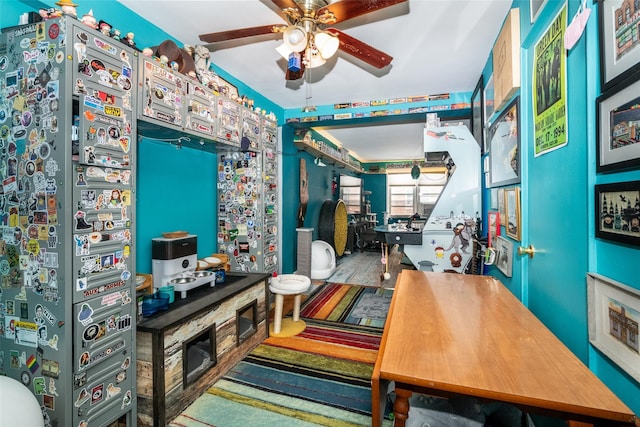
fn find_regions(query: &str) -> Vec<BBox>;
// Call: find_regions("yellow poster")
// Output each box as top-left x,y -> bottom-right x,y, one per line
533,6 -> 568,156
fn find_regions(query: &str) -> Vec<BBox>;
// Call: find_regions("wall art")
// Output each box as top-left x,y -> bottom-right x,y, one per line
530,0 -> 549,23
599,0 -> 640,91
488,211 -> 500,248
594,180 -> 640,246
495,235 -> 513,277
596,74 -> 640,173
471,75 -> 484,151
505,186 -> 521,241
493,8 -> 521,111
587,272 -> 640,383
489,96 -> 520,187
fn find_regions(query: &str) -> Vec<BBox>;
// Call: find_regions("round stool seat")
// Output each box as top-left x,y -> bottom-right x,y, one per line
269,274 -> 311,295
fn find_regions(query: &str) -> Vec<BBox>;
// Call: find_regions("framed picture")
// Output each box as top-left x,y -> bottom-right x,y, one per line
530,0 -> 549,23
489,96 -> 520,187
484,74 -> 495,125
487,211 -> 500,248
493,8 -> 520,111
471,75 -> 484,150
490,188 -> 499,210
495,235 -> 513,277
594,180 -> 640,246
217,75 -> 239,99
598,0 -> 640,91
505,187 -> 521,241
587,273 -> 640,383
497,187 -> 506,221
596,74 -> 640,173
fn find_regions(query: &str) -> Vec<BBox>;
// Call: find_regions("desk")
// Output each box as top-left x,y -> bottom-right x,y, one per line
372,271 -> 637,427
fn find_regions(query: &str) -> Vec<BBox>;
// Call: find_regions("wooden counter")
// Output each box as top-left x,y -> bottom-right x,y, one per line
372,271 -> 637,427
136,273 -> 269,426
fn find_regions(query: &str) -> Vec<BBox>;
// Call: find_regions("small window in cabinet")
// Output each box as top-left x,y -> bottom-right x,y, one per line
182,325 -> 217,387
236,299 -> 258,345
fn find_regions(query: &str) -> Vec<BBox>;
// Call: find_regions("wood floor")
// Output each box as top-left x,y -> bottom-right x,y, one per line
274,244 -> 414,317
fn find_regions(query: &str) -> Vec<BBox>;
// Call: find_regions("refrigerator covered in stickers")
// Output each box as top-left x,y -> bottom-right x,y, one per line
217,110 -> 278,274
0,17 -> 137,427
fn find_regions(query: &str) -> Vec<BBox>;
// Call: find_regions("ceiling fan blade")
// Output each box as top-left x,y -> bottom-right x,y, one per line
325,28 -> 392,69
270,0 -> 303,17
317,0 -> 407,25
199,24 -> 286,43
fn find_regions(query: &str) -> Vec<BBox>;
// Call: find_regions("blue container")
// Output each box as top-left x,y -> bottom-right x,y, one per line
215,268 -> 225,285
157,285 -> 175,303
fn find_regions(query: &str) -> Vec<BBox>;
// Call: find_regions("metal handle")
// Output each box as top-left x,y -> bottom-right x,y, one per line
517,245 -> 536,258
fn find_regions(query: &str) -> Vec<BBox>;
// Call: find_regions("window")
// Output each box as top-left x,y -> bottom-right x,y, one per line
339,175 -> 362,215
387,172 -> 447,218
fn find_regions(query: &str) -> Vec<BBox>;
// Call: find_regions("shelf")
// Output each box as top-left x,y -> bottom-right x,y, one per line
294,140 -> 363,174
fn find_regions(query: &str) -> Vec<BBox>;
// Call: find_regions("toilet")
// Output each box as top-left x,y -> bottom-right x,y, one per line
310,240 -> 336,280
268,274 -> 311,334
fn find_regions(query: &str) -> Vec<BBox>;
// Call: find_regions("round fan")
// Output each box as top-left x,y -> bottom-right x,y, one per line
199,0 -> 406,80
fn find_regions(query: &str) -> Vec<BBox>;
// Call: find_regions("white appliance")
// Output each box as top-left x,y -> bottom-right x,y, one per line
152,235 -> 214,298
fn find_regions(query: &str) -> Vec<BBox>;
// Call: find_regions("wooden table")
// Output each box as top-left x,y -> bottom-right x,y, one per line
371,271 -> 637,427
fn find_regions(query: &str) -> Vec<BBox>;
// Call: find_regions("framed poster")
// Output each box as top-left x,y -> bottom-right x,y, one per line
495,235 -> 513,277
471,75 -> 484,150
505,187 -> 521,241
484,74 -> 495,125
217,76 -> 239,99
487,211 -> 500,248
489,97 -> 520,187
599,0 -> 640,91
493,8 -> 521,111
594,180 -> 640,246
587,273 -> 640,383
596,74 -> 640,173
530,0 -> 549,23
533,5 -> 567,157
498,187 -> 506,222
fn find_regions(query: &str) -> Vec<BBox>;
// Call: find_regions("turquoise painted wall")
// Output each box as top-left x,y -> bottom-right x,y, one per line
4,0 -> 638,418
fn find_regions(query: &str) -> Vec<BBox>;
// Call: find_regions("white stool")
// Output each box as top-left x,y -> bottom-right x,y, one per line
269,274 -> 311,334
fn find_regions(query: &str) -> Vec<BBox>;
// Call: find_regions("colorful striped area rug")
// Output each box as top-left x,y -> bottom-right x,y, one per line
169,284 -> 393,427
300,283 -> 394,328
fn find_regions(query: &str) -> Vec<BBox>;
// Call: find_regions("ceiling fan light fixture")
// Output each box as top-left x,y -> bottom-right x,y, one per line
305,47 -> 326,69
283,25 -> 307,52
314,31 -> 339,59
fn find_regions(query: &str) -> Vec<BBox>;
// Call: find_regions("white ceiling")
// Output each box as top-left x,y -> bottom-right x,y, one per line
118,0 -> 512,162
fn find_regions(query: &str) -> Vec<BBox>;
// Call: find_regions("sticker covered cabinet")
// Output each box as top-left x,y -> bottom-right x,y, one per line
0,17 -> 137,427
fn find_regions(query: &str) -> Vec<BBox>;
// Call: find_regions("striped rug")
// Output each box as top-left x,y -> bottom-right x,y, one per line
300,283 -> 394,328
169,284 -> 393,427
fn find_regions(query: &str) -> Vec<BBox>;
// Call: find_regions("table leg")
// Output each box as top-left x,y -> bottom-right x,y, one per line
371,378 -> 389,427
393,388 -> 412,427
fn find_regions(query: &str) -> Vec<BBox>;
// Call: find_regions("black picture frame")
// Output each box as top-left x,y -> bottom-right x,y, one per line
596,72 -> 640,173
488,97 -> 520,187
471,75 -> 484,151
598,0 -> 640,91
595,180 -> 640,246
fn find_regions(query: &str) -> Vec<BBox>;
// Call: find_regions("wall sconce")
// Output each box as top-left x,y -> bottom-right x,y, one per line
314,157 -> 326,167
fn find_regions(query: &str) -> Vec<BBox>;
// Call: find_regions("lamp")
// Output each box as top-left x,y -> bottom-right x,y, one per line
276,23 -> 340,74
314,157 -> 326,167
283,25 -> 307,52
314,31 -> 339,59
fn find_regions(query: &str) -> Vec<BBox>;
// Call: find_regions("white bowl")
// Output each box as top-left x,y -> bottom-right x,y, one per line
204,256 -> 221,266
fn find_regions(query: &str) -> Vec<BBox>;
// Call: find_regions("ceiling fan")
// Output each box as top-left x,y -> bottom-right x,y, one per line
199,0 -> 407,80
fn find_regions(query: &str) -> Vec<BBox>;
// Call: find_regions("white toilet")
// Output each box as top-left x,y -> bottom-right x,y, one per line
311,240 -> 336,280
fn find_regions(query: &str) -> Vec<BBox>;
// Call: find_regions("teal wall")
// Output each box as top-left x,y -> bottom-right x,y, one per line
4,0 -> 638,418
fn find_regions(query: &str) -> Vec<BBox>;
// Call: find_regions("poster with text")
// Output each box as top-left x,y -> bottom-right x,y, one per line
533,6 -> 567,156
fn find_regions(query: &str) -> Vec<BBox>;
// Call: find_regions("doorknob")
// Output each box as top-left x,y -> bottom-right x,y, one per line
517,245 -> 536,258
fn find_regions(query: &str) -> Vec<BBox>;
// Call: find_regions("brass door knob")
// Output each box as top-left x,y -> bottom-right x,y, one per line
517,245 -> 536,258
